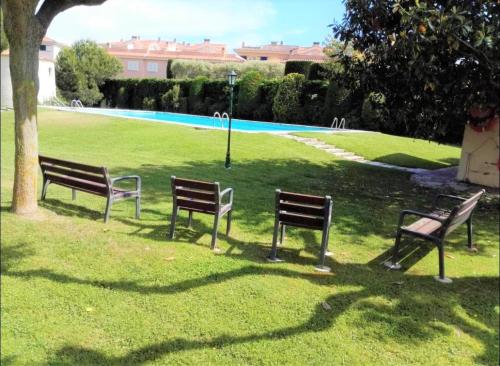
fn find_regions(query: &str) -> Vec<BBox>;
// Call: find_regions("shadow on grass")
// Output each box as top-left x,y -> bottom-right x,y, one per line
2,240 -> 498,365
5,158 -> 497,364
375,153 -> 452,170
35,270 -> 497,366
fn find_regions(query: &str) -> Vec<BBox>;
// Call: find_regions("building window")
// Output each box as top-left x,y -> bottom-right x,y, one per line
40,45 -> 47,51
147,62 -> 158,72
127,61 -> 139,71
260,56 -> 268,61
48,67 -> 52,76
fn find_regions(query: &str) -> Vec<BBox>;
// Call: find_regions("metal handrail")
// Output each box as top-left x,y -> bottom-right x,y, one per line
330,117 -> 346,129
71,99 -> 84,108
213,111 -> 229,128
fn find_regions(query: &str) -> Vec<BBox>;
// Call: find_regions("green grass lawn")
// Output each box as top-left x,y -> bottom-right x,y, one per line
1,109 -> 498,365
296,132 -> 461,169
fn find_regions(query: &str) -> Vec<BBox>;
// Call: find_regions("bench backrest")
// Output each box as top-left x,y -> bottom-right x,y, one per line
276,190 -> 332,230
39,155 -> 110,196
445,190 -> 485,235
171,176 -> 219,214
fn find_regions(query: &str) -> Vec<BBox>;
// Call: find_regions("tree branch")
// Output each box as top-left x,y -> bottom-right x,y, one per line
36,0 -> 108,31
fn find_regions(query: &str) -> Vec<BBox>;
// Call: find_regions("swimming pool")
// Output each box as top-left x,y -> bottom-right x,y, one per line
67,107 -> 334,133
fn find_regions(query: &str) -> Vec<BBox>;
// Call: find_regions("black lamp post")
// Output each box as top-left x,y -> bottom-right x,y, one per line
225,70 -> 237,169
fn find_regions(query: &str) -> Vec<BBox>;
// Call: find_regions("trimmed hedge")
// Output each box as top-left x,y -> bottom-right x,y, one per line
101,77 -> 331,126
284,61 -> 312,77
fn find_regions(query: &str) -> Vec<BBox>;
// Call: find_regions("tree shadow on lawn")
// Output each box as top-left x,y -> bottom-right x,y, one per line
374,153 -> 453,169
3,243 -> 498,365
38,271 -> 497,366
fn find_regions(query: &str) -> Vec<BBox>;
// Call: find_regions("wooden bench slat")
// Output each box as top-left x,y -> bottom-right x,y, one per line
41,165 -> 108,185
174,178 -> 217,192
279,202 -> 324,217
175,188 -> 216,202
279,212 -> 324,229
403,217 -> 442,235
39,155 -> 105,174
45,173 -> 108,196
176,198 -> 216,213
279,191 -> 326,206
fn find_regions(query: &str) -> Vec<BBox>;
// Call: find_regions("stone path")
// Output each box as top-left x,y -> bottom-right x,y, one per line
282,134 -> 428,174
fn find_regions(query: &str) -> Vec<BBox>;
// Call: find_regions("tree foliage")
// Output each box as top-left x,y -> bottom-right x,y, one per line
0,8 -> 8,52
170,59 -> 284,80
332,0 -> 499,141
272,73 -> 305,123
56,40 -> 122,105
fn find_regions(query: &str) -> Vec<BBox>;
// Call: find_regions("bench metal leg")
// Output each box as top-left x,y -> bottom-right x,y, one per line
434,242 -> 452,283
187,211 -> 193,228
466,218 -> 475,251
210,214 -> 220,250
104,196 -> 113,223
72,189 -> 76,200
135,195 -> 141,219
267,218 -> 283,262
315,226 -> 331,272
41,179 -> 50,200
226,210 -> 232,236
279,224 -> 285,246
384,230 -> 403,270
169,205 -> 179,239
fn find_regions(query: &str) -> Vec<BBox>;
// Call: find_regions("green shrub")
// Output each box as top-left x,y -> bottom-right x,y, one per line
361,92 -> 386,129
236,71 -> 263,118
253,79 -> 280,121
142,97 -> 156,111
166,59 -> 174,79
116,86 -> 129,108
307,63 -> 328,80
161,84 -> 181,111
284,61 -> 312,77
273,73 -> 305,123
170,59 -> 284,80
171,60 -> 212,79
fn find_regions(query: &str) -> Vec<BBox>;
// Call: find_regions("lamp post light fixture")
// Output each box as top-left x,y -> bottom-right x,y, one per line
225,70 -> 237,169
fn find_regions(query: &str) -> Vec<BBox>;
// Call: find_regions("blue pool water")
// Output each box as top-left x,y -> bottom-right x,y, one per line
73,108 -> 332,133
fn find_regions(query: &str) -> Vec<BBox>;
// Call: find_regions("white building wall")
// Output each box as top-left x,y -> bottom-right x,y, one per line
0,56 -> 56,108
38,59 -> 57,103
1,55 -> 13,108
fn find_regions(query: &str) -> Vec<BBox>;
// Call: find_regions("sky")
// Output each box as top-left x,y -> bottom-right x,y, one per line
45,0 -> 345,52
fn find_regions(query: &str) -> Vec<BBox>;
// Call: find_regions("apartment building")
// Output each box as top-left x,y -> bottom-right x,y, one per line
102,36 -> 244,78
234,41 -> 328,63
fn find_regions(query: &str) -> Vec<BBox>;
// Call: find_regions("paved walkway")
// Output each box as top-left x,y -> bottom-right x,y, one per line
282,134 -> 428,174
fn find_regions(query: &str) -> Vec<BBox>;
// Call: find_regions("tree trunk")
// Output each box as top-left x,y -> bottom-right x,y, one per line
2,0 -> 108,215
3,1 -> 43,215
10,39 -> 40,214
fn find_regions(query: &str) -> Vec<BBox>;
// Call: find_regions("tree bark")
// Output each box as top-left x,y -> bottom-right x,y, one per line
2,0 -> 108,215
3,1 -> 42,215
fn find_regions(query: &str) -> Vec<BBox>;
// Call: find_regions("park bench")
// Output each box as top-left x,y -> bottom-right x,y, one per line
267,189 -> 333,272
39,155 -> 141,223
384,189 -> 486,283
169,176 -> 233,250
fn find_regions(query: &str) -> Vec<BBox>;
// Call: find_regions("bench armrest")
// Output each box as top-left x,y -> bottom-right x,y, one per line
398,209 -> 446,228
432,194 -> 466,210
219,188 -> 233,206
111,175 -> 141,191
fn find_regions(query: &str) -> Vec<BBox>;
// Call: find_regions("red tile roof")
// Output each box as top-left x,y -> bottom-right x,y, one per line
103,38 -> 241,63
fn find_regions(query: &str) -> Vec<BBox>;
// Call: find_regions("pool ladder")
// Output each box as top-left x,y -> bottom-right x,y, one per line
71,99 -> 84,108
213,111 -> 229,128
330,117 -> 346,129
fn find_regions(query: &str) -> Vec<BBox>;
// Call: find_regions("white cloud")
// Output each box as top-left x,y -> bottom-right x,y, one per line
47,0 -> 276,49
